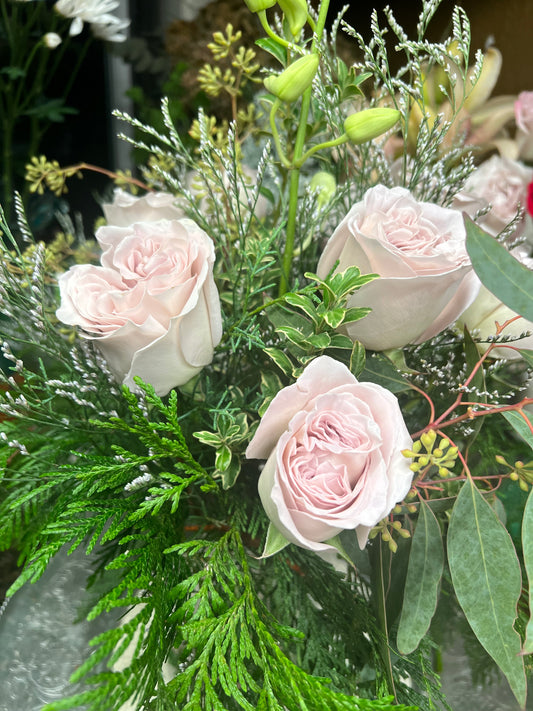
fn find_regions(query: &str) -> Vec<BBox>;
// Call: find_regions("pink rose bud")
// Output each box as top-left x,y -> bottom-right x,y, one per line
246,356 -> 414,553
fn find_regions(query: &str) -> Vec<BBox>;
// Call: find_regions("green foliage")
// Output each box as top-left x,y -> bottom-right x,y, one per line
448,479 -> 526,707
397,501 -> 444,655
465,216 -> 533,322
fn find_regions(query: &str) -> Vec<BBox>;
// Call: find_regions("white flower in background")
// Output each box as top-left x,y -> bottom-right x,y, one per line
43,32 -> 62,49
90,16 -> 129,42
54,0 -> 129,41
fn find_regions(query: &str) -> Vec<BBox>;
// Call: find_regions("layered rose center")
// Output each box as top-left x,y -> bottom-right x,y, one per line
280,395 -> 382,516
115,235 -> 193,289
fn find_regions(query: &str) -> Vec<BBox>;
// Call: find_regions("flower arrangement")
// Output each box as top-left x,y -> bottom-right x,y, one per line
1,0 -> 533,709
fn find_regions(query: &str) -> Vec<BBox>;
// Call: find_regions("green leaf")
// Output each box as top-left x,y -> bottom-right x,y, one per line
518,349 -> 533,368
360,354 -> 411,392
350,341 -> 366,377
522,488 -> 533,653
465,215 -> 533,322
221,454 -> 241,489
448,479 -> 526,707
283,292 -> 319,323
255,37 -> 287,65
502,410 -> 533,452
323,307 -> 345,329
397,500 -> 443,654
264,347 -> 294,376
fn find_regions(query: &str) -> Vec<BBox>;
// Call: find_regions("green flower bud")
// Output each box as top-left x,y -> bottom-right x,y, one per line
264,53 -> 319,103
309,171 -> 336,208
277,0 -> 308,36
420,429 -> 437,452
343,108 -> 401,145
243,0 -> 276,11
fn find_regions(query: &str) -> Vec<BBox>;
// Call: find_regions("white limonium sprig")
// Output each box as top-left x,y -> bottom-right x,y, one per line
54,0 -> 129,40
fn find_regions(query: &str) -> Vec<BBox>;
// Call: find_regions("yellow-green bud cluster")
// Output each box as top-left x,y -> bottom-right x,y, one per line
402,430 -> 458,477
495,454 -> 533,491
369,517 -> 411,553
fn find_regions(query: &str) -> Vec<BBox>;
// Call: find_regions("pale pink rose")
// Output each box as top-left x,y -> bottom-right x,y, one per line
515,92 -> 533,161
457,246 -> 533,359
246,356 -> 414,552
460,156 -> 533,237
515,92 -> 533,134
102,189 -> 183,227
316,185 -> 479,351
57,219 -> 222,396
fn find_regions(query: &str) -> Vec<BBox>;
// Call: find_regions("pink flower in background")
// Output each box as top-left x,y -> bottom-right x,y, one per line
515,91 -> 533,134
460,156 -> 533,237
316,185 -> 479,350
57,217 -> 222,395
246,356 -> 414,552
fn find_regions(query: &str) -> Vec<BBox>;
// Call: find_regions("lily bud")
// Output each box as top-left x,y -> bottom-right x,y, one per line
277,0 -> 308,36
243,0 -> 276,11
309,171 -> 336,208
264,53 -> 318,103
344,108 -> 401,145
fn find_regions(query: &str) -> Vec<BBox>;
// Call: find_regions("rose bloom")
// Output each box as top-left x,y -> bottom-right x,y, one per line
246,356 -> 414,552
458,246 -> 533,359
57,218 -> 222,395
515,91 -> 533,134
317,185 -> 479,351
103,189 -> 183,227
459,156 -> 533,238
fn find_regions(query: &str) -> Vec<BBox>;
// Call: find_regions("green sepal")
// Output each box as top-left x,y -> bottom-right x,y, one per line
261,522 -> 291,557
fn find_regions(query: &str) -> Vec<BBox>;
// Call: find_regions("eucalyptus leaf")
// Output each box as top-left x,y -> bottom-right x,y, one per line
502,410 -> 533,452
521,488 -> 533,653
397,500 -> 443,655
518,349 -> 533,368
448,479 -> 526,707
465,215 -> 533,322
